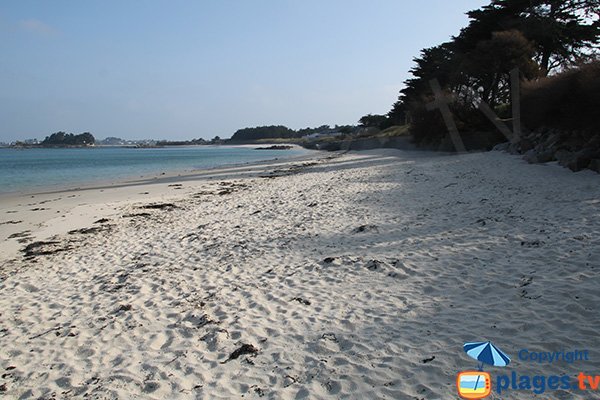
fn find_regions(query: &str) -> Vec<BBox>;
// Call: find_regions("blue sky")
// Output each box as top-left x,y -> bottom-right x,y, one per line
0,0 -> 488,141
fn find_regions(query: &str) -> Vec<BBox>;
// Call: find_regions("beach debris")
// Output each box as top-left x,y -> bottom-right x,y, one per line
291,297 -> 311,306
140,203 -> 178,210
168,184 -> 183,187
29,325 -> 61,340
283,375 -> 299,388
115,304 -> 133,313
251,386 -> 266,397
520,290 -> 542,300
0,220 -> 22,225
181,232 -> 201,242
520,240 -> 544,247
221,344 -> 259,363
22,241 -> 70,259
365,259 -> 385,271
94,218 -> 110,224
421,356 -> 436,364
321,333 -> 338,342
68,226 -> 109,235
322,257 -> 337,264
183,314 -> 216,328
519,276 -> 533,287
353,224 -> 378,234
7,231 -> 31,239
123,212 -> 151,218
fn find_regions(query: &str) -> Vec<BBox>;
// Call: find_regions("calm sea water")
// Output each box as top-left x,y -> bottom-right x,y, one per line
0,146 -> 310,194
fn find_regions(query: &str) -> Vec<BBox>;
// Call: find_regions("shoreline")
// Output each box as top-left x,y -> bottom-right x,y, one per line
0,144 -> 317,198
0,149 -> 332,262
1,149 -> 599,399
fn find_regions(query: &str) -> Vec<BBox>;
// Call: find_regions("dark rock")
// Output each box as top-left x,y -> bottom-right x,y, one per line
507,142 -> 521,154
588,159 -> 600,173
519,138 -> 535,152
555,150 -> 576,167
255,145 -> 293,150
492,142 -> 510,152
523,149 -> 554,164
523,149 -> 537,163
566,149 -> 599,172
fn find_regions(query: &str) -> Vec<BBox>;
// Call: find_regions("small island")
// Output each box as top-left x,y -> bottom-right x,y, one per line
11,131 -> 95,148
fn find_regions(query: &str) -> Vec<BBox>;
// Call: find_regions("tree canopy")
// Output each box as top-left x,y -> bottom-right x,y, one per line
386,0 -> 600,145
230,126 -> 298,142
42,132 -> 95,146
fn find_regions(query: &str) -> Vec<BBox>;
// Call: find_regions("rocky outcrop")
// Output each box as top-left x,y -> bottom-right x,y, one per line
494,127 -> 600,173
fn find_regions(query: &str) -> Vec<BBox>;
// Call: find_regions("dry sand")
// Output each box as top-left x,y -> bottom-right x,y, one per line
0,149 -> 599,399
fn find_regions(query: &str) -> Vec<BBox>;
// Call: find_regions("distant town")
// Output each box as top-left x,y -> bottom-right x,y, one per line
0,123 -> 388,149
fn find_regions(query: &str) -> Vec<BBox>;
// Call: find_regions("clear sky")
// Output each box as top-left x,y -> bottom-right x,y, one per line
0,0 -> 489,141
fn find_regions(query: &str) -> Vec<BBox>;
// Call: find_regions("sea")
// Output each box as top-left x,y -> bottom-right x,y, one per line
0,145 -> 311,194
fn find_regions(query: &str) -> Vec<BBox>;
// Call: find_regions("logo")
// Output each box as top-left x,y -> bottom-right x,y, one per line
457,371 -> 491,399
457,341 -> 510,399
457,341 -> 596,396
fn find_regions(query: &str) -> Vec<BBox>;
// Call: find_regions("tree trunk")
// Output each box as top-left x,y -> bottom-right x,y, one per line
540,51 -> 551,76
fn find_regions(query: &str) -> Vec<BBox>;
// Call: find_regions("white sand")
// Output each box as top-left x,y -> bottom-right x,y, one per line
0,149 -> 599,399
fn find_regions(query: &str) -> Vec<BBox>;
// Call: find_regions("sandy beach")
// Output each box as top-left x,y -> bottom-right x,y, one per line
1,149 -> 599,399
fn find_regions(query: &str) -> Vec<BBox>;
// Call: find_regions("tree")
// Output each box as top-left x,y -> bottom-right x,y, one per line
230,125 -> 297,141
460,30 -> 540,106
387,100 -> 407,125
456,0 -> 600,75
42,131 -> 95,146
358,114 -> 389,128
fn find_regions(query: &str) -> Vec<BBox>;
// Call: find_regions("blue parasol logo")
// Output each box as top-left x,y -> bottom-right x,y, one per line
464,341 -> 511,371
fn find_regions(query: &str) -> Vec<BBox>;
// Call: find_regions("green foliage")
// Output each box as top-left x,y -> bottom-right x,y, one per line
155,138 -> 208,146
460,30 -> 540,106
457,0 -> 600,75
522,60 -> 600,131
42,131 -> 95,146
230,124 -> 357,142
384,0 -> 600,148
230,125 -> 298,142
378,125 -> 411,137
358,114 -> 392,130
